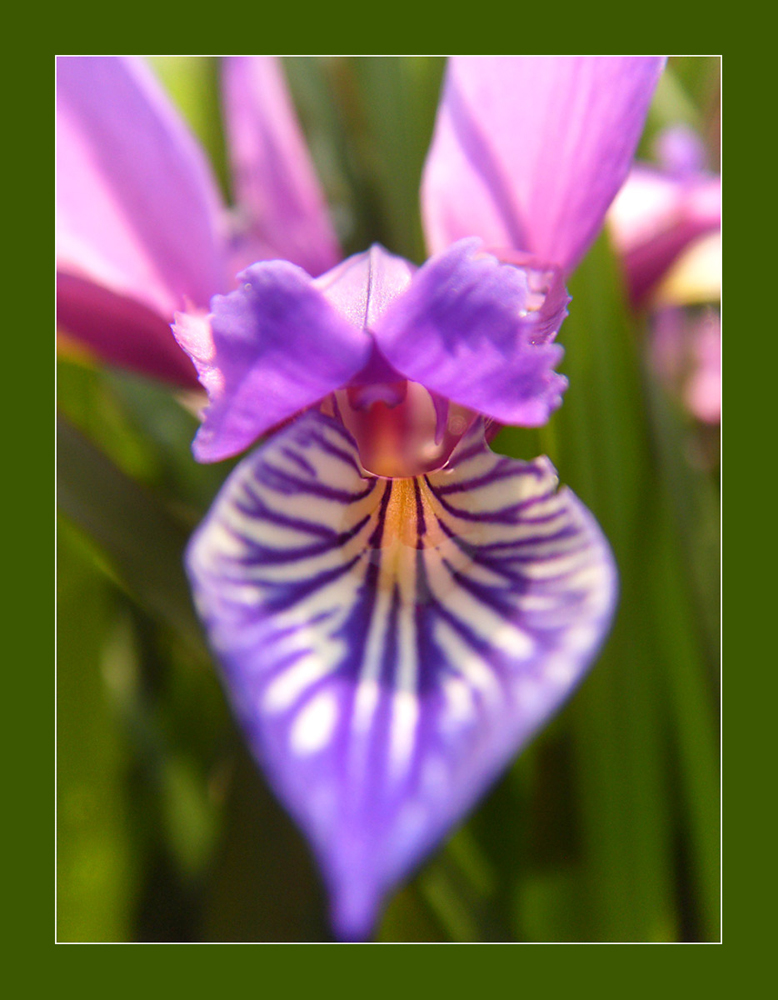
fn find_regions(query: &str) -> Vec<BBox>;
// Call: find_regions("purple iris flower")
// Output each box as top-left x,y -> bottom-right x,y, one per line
57,56 -> 664,940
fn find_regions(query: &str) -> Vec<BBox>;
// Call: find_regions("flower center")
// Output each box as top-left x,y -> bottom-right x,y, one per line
328,381 -> 477,479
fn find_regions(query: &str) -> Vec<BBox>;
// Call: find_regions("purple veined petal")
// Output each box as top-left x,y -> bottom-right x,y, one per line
57,56 -> 227,323
421,56 -> 665,273
222,57 -> 341,278
373,239 -> 569,427
186,409 -> 617,940
180,261 -> 374,462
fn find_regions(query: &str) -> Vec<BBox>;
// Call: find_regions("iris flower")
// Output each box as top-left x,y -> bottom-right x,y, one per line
57,55 -> 664,940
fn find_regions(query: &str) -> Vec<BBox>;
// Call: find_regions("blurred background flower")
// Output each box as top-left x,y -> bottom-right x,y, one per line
609,120 -> 721,436
57,56 -> 721,942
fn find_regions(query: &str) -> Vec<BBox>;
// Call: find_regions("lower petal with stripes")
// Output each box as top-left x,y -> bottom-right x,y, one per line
186,409 -> 617,939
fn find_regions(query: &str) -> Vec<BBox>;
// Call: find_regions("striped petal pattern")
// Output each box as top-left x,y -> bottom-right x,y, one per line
186,410 -> 616,939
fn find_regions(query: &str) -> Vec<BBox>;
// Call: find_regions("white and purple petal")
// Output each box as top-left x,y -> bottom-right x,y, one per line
421,56 -> 665,273
221,57 -> 341,278
186,410 -> 617,940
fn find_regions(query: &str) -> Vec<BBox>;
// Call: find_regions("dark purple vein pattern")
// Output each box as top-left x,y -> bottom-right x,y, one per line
186,409 -> 617,939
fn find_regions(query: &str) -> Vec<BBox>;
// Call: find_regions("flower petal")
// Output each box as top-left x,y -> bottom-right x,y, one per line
186,410 -> 617,940
313,244 -> 416,331
222,57 -> 341,278
421,56 -> 665,273
374,239 -> 569,427
58,273 -> 200,387
57,56 -> 227,321
182,262 -> 373,462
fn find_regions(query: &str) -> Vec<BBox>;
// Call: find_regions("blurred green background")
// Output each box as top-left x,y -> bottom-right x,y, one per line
57,56 -> 721,942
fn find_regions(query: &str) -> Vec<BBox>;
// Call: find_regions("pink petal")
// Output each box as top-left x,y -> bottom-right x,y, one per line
56,56 -> 227,315
221,57 -> 341,278
421,56 -> 665,273
56,56 -> 228,360
58,273 -> 200,387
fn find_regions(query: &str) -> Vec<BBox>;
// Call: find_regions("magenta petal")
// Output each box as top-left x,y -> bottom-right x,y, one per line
183,261 -> 373,462
373,239 -> 568,427
421,56 -> 665,273
222,57 -> 341,278
57,57 -> 227,322
186,410 -> 617,940
58,273 -> 199,387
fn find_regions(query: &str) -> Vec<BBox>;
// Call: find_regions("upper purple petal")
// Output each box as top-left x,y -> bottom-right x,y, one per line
186,409 -> 617,940
373,239 -> 569,427
57,56 -> 227,321
181,261 -> 374,462
222,57 -> 341,278
421,56 -> 665,273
